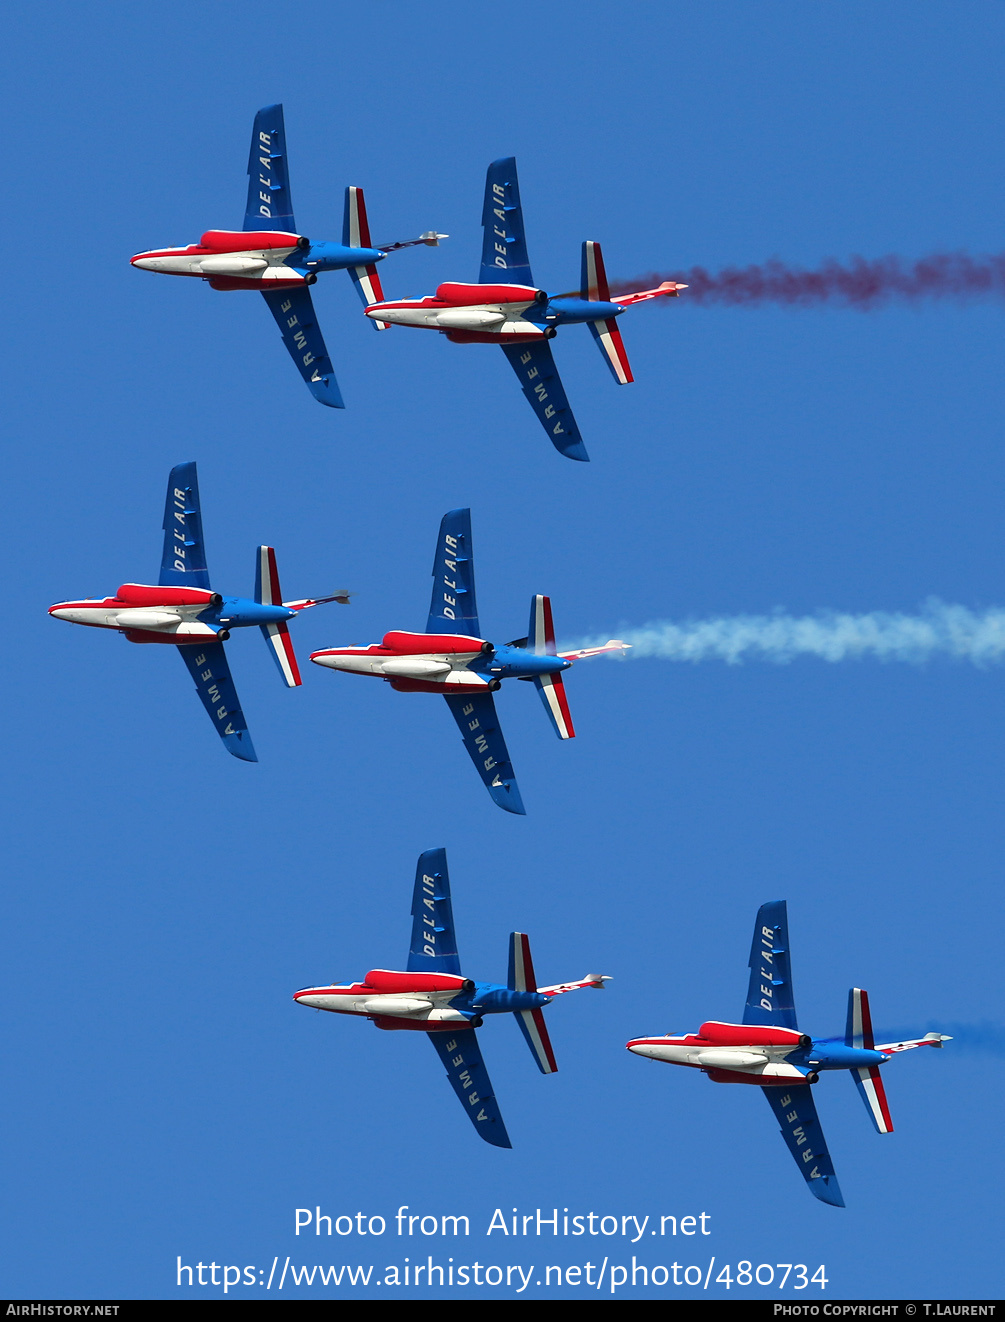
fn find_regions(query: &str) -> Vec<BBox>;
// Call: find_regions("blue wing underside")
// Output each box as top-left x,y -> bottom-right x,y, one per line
742,902 -> 843,1206
159,462 -> 210,590
444,692 -> 524,815
743,900 -> 798,1030
242,106 -> 343,408
245,105 -> 296,232
426,511 -> 523,811
500,341 -> 588,462
427,509 -> 480,635
407,848 -> 461,975
158,463 -> 255,762
403,849 -> 511,1146
427,1028 -> 512,1149
261,287 -> 344,409
760,1085 -> 844,1207
479,158 -> 587,460
177,642 -> 257,763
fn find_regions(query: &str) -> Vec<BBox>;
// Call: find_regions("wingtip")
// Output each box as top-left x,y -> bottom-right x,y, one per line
811,1179 -> 846,1208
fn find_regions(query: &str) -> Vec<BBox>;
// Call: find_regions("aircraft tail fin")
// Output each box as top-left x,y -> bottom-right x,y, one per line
254,546 -> 302,687
343,186 -> 389,326
508,932 -> 558,1074
528,594 -> 575,739
582,241 -> 634,384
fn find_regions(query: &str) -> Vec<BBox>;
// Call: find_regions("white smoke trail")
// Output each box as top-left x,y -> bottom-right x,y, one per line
568,600 -> 1005,667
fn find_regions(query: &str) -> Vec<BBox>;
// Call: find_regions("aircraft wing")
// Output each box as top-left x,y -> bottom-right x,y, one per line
427,1028 -> 512,1148
761,1085 -> 845,1207
177,640 -> 257,762
407,848 -> 462,975
480,157 -> 533,286
743,900 -> 798,1030
245,104 -> 296,232
427,508 -> 480,635
500,342 -> 589,462
261,287 -> 344,409
443,692 -> 525,815
160,462 -> 210,589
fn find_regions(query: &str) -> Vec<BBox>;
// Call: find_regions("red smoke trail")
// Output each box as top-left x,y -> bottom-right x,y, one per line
611,252 -> 1005,308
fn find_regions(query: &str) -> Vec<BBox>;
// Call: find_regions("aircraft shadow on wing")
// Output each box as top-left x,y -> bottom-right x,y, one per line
294,847 -> 610,1147
310,507 -> 628,813
131,104 -> 447,408
364,157 -> 685,460
49,462 -> 348,761
627,901 -> 950,1206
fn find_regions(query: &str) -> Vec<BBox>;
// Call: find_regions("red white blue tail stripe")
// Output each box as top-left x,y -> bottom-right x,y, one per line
509,932 -> 559,1074
583,240 -> 634,384
255,546 -> 302,687
344,186 -> 388,326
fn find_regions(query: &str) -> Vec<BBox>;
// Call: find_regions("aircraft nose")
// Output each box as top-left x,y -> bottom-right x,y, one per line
131,254 -> 157,269
49,605 -> 71,620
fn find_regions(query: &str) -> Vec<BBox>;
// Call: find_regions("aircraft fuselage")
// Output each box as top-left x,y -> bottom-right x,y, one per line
310,630 -> 571,692
366,281 -> 625,343
131,229 -> 384,290
627,1021 -> 890,1086
49,583 -> 293,645
295,970 -> 547,1031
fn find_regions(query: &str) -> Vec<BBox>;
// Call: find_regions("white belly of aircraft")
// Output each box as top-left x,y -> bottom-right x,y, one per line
298,990 -> 470,1023
50,604 -> 219,638
133,247 -> 299,280
367,303 -> 545,336
313,651 -> 488,684
630,1041 -> 806,1078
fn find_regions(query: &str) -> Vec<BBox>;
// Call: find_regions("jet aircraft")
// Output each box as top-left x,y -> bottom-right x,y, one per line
627,901 -> 949,1206
49,462 -> 347,762
131,104 -> 446,407
310,508 -> 627,813
294,847 -> 609,1147
363,157 -> 685,460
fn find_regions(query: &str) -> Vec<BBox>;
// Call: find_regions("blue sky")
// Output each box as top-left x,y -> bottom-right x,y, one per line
4,2 -> 1003,1301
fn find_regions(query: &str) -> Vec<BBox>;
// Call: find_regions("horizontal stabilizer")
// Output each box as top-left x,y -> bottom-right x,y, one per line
509,933 -> 557,1074
344,187 -> 389,326
515,1007 -> 558,1075
582,243 -> 634,383
845,987 -> 876,1051
255,547 -> 301,686
589,318 -> 634,384
261,622 -> 301,687
852,1065 -> 894,1135
535,672 -> 574,740
528,594 -> 557,655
